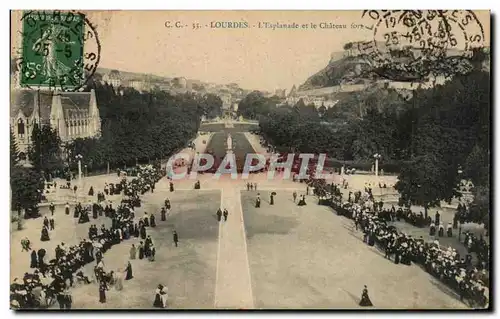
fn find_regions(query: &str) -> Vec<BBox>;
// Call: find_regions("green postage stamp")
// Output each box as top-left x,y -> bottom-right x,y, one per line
19,11 -> 100,91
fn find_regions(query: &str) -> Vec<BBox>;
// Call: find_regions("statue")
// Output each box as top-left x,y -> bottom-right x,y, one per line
227,134 -> 233,150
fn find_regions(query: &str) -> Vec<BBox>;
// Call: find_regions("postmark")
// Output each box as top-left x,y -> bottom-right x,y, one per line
17,10 -> 101,91
357,10 -> 486,81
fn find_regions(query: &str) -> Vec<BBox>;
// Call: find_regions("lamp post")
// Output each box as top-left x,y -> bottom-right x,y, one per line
76,154 -> 83,189
373,153 -> 382,177
457,167 -> 463,240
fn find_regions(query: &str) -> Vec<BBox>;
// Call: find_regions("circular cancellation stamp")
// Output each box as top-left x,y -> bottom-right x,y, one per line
17,10 -> 101,92
357,10 -> 485,81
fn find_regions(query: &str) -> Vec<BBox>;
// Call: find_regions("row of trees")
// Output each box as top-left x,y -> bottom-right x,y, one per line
65,82 -> 222,174
258,69 -> 490,222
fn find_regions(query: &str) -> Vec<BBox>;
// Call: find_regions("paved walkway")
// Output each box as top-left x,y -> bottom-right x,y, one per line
214,181 -> 254,309
243,132 -> 267,156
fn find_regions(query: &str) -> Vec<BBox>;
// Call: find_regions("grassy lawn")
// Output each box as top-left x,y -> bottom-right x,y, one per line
11,189 -> 221,309
241,190 -> 467,309
205,132 -> 257,172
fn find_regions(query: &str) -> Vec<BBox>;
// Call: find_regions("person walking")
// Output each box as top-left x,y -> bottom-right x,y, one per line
223,209 -> 228,221
292,191 -> 297,203
173,230 -> 179,247
216,208 -> 222,222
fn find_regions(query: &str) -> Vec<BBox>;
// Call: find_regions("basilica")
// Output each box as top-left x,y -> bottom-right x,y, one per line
10,89 -> 101,160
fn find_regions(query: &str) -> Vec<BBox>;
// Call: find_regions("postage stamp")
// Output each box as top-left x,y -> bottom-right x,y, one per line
18,10 -> 100,91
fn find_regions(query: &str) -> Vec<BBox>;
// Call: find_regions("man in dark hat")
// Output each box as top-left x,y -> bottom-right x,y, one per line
223,209 -> 228,221
49,202 -> 55,216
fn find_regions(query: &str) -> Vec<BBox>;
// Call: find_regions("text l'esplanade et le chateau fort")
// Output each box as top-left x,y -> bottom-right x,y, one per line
165,20 -> 366,30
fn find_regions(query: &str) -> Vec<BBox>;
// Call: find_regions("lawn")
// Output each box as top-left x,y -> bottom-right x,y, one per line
240,190 -> 467,309
205,132 -> 257,173
11,189 -> 221,309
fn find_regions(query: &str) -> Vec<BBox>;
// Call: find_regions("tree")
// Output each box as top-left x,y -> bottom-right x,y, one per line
237,91 -> 278,120
28,123 -> 64,178
202,93 -> 223,118
10,126 -> 19,169
294,99 -> 319,120
464,145 -> 490,188
11,167 -> 44,220
395,155 -> 461,218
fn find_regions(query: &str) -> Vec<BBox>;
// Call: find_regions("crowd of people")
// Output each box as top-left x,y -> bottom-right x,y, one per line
329,194 -> 489,308
10,165 -> 174,310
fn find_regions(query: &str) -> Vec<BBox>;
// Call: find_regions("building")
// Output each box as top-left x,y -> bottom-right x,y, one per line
172,77 -> 188,89
128,79 -> 150,92
102,70 -> 122,87
10,89 -> 101,160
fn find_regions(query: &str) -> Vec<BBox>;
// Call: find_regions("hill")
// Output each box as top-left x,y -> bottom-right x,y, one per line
298,53 -> 375,91
96,68 -> 171,83
299,44 -> 490,91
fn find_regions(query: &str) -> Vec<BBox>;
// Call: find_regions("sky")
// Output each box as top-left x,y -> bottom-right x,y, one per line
11,10 -> 490,92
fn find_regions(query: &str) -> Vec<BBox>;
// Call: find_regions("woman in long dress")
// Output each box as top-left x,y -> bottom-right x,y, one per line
134,224 -> 140,237
115,270 -> 124,291
40,226 -> 50,241
99,281 -> 108,303
30,250 -> 38,268
153,285 -> 168,308
129,244 -> 137,260
138,242 -> 145,260
125,261 -> 133,280
150,214 -> 156,227
359,285 -> 373,306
